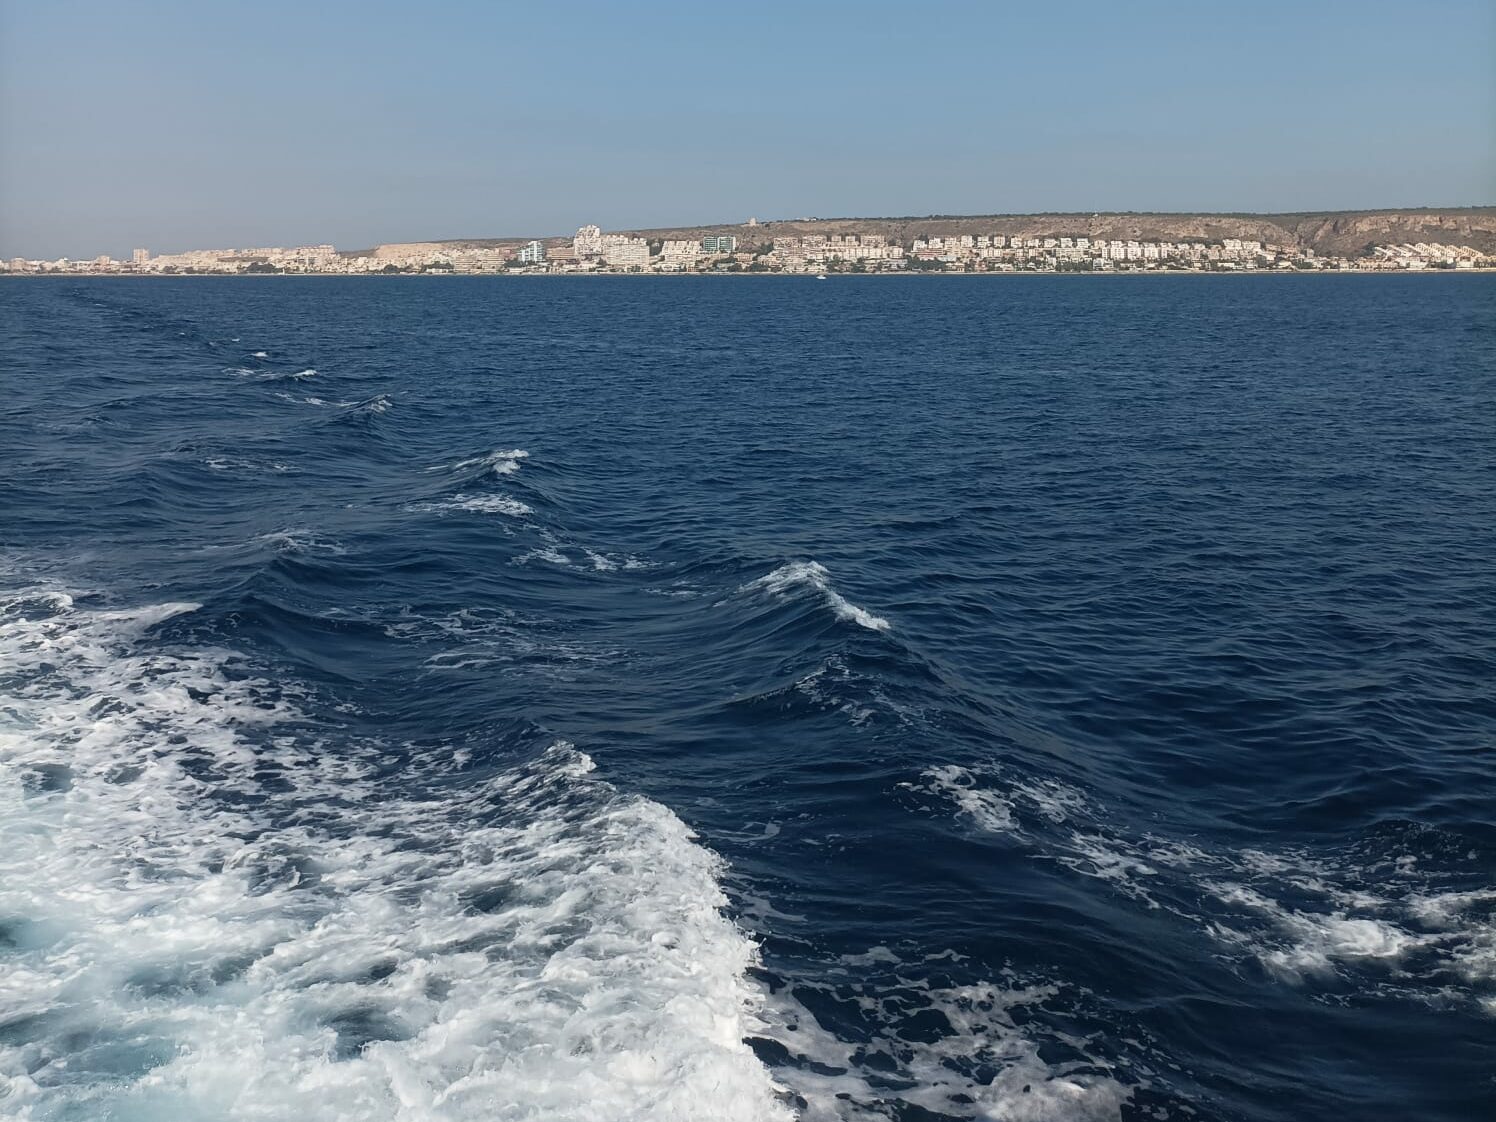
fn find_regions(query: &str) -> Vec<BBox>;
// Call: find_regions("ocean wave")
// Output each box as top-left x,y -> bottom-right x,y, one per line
516,544 -> 572,567
204,454 -> 295,473
921,764 -> 1495,1011
742,561 -> 891,632
0,586 -> 791,1121
514,532 -> 574,567
444,449 -> 530,476
272,391 -> 338,407
383,605 -> 615,675
236,367 -> 316,382
406,493 -> 533,518
582,548 -> 650,573
251,529 -> 349,555
344,393 -> 392,414
917,764 -> 1089,838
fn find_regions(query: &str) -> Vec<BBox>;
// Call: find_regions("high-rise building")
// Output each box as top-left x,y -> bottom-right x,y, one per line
519,240 -> 545,264
601,235 -> 649,269
573,224 -> 603,259
701,235 -> 737,254
132,248 -> 149,266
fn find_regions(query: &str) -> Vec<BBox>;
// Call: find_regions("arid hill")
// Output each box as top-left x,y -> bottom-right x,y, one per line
381,207 -> 1496,258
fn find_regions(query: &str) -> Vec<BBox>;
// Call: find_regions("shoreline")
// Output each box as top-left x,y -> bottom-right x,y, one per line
4,268 -> 1494,280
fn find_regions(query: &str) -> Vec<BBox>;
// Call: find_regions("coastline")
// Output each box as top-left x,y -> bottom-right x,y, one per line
4,267 -> 1495,279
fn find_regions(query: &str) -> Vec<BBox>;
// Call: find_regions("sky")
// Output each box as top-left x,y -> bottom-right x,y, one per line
1,0 -> 1493,258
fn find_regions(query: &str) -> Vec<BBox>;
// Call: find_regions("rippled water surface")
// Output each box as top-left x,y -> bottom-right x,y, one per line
2,275 -> 1493,1121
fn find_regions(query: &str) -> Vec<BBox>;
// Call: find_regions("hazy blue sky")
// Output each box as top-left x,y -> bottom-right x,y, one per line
2,0 -> 1492,257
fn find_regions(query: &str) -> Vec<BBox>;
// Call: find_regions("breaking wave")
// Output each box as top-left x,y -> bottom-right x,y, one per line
742,562 -> 891,632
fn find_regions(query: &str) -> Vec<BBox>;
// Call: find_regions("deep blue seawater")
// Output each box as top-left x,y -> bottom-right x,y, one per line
1,274 -> 1493,1121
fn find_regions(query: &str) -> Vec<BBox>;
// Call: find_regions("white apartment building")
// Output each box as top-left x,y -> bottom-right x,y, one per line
659,240 -> 702,268
573,224 -> 604,259
601,235 -> 649,269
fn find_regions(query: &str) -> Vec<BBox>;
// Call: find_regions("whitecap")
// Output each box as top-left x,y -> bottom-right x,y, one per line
742,561 -> 890,632
446,449 -> 530,476
345,394 -> 392,414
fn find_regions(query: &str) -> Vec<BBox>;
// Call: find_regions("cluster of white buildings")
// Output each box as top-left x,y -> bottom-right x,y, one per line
1368,242 -> 1488,270
906,234 -> 1294,270
567,226 -> 735,271
145,244 -> 340,272
893,234 -> 1496,272
771,234 -> 905,270
5,224 -> 1492,276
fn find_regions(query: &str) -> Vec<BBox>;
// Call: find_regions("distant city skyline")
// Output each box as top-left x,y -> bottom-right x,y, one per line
2,0 -> 1493,259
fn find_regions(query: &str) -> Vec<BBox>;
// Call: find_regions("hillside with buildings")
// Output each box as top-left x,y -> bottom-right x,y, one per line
8,208 -> 1494,276
594,207 -> 1496,258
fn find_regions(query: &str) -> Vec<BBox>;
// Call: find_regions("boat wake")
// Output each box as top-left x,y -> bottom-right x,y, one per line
0,586 -> 792,1122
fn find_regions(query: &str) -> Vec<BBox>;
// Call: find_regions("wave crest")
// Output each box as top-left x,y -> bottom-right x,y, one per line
743,561 -> 891,632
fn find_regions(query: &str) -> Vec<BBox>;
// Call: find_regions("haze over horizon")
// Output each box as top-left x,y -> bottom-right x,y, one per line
2,0 -> 1493,259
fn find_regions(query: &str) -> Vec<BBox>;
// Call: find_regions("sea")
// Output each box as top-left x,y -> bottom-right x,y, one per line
1,274 -> 1493,1122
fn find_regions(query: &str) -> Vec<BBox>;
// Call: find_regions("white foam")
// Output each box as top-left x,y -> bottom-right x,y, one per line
273,392 -> 334,407
1057,835 -> 1162,907
742,562 -> 890,632
919,768 -> 1495,1007
583,549 -> 618,572
346,394 -> 392,414
1408,890 -> 1496,985
253,530 -> 348,555
250,351 -> 269,359
203,455 -> 292,474
382,607 -> 617,676
1209,883 -> 1422,979
515,534 -> 572,567
444,494 -> 532,517
919,764 -> 1091,841
0,586 -> 791,1122
794,657 -> 876,726
448,449 -> 530,477
921,764 -> 1019,835
759,967 -> 1134,1121
644,585 -> 704,599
